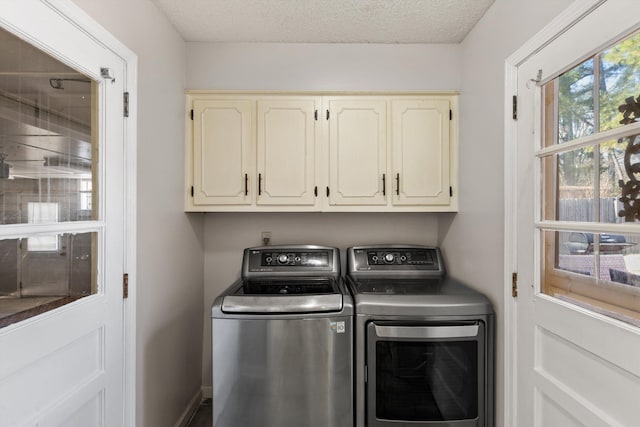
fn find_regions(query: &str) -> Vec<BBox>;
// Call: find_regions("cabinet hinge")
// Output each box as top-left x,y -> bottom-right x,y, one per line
314,186 -> 318,197
123,273 -> 129,299
512,272 -> 518,298
190,109 -> 194,120
123,92 -> 129,118
326,186 -> 330,197
449,109 -> 452,121
326,109 -> 330,120
512,95 -> 518,120
190,186 -> 194,197
449,186 -> 453,197
314,109 -> 318,121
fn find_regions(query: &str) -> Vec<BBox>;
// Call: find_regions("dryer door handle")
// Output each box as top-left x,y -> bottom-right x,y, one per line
374,323 -> 479,339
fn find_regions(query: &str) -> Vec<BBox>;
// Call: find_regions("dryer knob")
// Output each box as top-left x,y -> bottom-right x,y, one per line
384,253 -> 395,263
277,254 -> 289,264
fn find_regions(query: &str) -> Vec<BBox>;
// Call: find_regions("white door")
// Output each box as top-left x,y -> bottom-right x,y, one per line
0,2 -> 129,426
512,1 -> 640,426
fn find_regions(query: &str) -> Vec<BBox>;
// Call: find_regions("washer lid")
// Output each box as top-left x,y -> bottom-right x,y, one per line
221,277 -> 344,314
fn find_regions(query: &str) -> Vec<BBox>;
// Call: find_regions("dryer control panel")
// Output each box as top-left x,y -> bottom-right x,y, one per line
348,245 -> 445,276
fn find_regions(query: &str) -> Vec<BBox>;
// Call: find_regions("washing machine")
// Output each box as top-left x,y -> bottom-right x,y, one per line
212,245 -> 354,427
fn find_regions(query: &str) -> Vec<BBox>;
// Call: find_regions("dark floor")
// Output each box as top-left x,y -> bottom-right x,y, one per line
186,398 -> 212,427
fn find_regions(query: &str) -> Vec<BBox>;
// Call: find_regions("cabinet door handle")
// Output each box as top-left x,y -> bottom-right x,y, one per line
396,173 -> 400,196
382,174 -> 386,196
258,173 -> 262,196
244,173 -> 248,196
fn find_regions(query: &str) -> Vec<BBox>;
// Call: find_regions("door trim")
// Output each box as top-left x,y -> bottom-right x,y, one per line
40,1 -> 138,425
503,1 -> 605,426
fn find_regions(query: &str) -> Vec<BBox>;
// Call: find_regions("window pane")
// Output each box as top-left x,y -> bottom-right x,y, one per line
554,147 -> 596,221
603,134 -> 640,223
599,31 -> 640,132
0,232 -> 97,328
543,230 -> 640,327
0,26 -> 100,328
0,27 -> 97,225
558,58 -> 594,144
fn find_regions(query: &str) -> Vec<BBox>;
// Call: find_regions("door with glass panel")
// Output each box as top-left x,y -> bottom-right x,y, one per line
514,1 -> 640,426
0,2 -> 127,425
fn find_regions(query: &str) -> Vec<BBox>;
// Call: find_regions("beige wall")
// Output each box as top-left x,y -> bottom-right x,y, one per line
69,1 -> 204,426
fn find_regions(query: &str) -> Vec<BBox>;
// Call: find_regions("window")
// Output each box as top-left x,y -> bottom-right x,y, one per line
0,27 -> 99,328
540,30 -> 640,326
79,178 -> 92,211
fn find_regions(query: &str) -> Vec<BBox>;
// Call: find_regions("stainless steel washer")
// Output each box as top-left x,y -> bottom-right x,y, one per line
212,245 -> 354,427
347,245 -> 495,427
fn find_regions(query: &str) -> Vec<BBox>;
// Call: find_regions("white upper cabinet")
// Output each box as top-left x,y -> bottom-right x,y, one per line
257,98 -> 320,206
185,92 -> 458,212
391,99 -> 451,206
192,99 -> 252,205
327,98 -> 387,206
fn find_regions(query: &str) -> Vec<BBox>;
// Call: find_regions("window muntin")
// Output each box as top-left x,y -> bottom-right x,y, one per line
540,30 -> 640,326
0,27 -> 99,328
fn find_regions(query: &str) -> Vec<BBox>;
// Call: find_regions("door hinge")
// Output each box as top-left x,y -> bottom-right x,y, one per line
123,273 -> 129,299
326,109 -> 330,120
314,186 -> 318,197
449,186 -> 453,197
512,95 -> 518,120
512,272 -> 518,298
314,109 -> 318,121
449,109 -> 452,121
326,186 -> 330,197
190,109 -> 194,120
123,92 -> 129,118
191,186 -> 194,197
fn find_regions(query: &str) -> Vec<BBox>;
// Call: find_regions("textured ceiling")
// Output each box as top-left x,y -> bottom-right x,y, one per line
151,0 -> 495,44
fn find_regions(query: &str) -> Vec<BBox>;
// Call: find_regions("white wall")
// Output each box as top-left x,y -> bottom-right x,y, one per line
187,42 -> 460,91
187,41 -> 461,391
69,1 -> 204,426
439,0 -> 574,426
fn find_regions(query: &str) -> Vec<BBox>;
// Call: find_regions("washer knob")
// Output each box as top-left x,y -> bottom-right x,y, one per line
277,254 -> 289,264
384,253 -> 395,263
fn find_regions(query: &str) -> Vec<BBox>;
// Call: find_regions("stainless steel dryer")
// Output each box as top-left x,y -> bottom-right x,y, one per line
211,245 -> 354,427
346,245 -> 495,427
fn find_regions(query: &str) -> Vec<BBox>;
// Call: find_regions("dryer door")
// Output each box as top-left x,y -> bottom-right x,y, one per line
366,321 -> 485,427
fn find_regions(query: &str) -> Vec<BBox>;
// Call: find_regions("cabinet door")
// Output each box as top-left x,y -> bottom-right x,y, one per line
192,99 -> 252,205
327,99 -> 387,206
256,98 -> 319,206
391,99 -> 450,206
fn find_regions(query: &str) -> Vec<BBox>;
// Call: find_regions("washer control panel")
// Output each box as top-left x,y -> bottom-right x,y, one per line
261,250 -> 330,267
243,245 -> 340,277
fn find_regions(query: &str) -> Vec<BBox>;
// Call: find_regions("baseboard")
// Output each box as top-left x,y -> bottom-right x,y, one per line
202,386 -> 213,399
173,388 -> 203,427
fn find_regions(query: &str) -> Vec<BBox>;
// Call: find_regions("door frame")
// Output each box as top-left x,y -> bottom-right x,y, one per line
503,1 -> 605,426
0,1 -> 138,425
